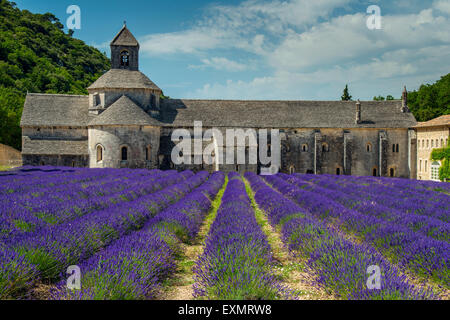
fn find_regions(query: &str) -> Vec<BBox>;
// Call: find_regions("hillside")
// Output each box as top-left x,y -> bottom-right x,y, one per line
0,0 -> 110,150
408,73 -> 450,122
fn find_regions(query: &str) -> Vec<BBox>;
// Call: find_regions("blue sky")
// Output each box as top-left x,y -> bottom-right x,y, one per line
14,0 -> 450,100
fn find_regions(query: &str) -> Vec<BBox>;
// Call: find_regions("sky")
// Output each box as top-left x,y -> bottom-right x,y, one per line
13,0 -> 450,101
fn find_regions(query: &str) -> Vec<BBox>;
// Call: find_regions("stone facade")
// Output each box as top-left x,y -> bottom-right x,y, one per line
20,25 -> 419,178
415,115 -> 450,181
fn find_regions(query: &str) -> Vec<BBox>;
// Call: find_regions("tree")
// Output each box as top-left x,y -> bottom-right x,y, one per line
341,84 -> 352,101
386,95 -> 395,100
0,0 -> 110,150
408,73 -> 450,122
373,96 -> 385,101
431,146 -> 450,182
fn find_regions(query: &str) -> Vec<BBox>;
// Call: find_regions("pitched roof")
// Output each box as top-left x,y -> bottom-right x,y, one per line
22,137 -> 88,155
87,69 -> 161,90
159,99 -> 417,129
21,94 -> 92,127
110,25 -> 139,47
89,95 -> 160,126
415,115 -> 450,128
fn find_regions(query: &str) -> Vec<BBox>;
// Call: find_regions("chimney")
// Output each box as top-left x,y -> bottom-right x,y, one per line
401,86 -> 409,113
355,99 -> 362,124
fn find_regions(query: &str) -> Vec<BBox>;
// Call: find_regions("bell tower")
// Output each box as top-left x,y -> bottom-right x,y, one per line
110,22 -> 140,71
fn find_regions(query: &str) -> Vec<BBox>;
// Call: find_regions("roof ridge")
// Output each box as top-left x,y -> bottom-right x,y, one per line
27,93 -> 87,98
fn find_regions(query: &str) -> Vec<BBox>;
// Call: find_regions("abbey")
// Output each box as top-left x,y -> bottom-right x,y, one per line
20,25 -> 418,178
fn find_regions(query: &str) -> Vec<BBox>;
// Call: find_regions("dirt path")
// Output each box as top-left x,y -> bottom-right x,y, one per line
243,178 -> 334,300
159,178 -> 228,300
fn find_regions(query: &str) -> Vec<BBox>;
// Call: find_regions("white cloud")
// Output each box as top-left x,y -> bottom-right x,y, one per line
434,0 -> 450,14
189,57 -> 249,72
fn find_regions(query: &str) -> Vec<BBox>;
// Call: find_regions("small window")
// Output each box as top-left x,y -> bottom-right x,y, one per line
392,144 -> 396,153
289,166 -> 295,174
425,160 -> 428,172
366,143 -> 372,152
97,145 -> 103,162
322,143 -> 329,153
72,161 -> 75,168
427,140 -> 429,148
120,51 -> 130,67
419,160 -> 422,172
302,144 -> 308,152
372,168 -> 378,177
396,144 -> 399,153
441,139 -> 444,147
145,145 -> 152,161
121,147 -> 128,161
431,140 -> 434,148
235,165 -> 239,172
336,167 -> 341,175
267,144 -> 272,157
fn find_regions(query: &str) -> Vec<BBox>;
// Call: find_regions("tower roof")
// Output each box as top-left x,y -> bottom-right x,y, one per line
87,69 -> 161,91
110,24 -> 139,47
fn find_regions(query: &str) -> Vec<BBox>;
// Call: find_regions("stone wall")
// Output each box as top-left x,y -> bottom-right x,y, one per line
0,143 -> 22,166
89,125 -> 160,169
416,126 -> 449,180
22,154 -> 88,167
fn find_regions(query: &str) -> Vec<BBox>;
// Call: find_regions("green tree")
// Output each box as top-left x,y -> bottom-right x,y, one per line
386,95 -> 395,100
0,0 -> 110,150
431,146 -> 450,182
373,96 -> 385,101
408,73 -> 450,122
341,84 -> 352,101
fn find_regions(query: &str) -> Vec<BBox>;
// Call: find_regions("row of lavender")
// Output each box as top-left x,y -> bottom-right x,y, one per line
0,169 -> 174,238
266,174 -> 449,289
50,172 -> 226,300
193,173 -> 293,300
300,174 -> 449,223
0,170 -> 209,299
245,172 -> 435,299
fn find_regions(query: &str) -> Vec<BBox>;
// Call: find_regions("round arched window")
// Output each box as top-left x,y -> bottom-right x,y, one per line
120,51 -> 130,67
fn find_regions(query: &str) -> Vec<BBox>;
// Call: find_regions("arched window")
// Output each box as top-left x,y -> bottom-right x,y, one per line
235,165 -> 239,172
120,51 -> 130,67
267,144 -> 272,157
425,160 -> 428,172
396,144 -> 399,153
372,167 -> 378,177
121,147 -> 128,161
392,144 -> 396,153
96,145 -> 103,162
322,143 -> 329,153
145,145 -> 152,161
419,159 -> 422,172
336,167 -> 341,175
289,166 -> 295,174
302,144 -> 308,152
389,167 -> 395,177
431,140 -> 434,148
366,143 -> 372,152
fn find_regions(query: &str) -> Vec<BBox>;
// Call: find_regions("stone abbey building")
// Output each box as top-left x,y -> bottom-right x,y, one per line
21,25 -> 418,178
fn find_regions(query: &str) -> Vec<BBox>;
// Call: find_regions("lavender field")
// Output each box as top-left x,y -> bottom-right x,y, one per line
0,167 -> 449,300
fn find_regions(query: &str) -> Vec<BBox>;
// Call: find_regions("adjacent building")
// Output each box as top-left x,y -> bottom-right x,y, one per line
20,25 -> 418,177
415,115 -> 450,181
